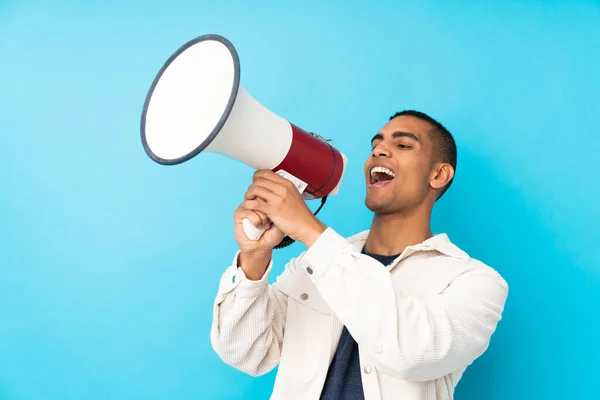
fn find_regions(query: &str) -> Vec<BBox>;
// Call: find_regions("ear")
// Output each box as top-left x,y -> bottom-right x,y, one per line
429,162 -> 454,191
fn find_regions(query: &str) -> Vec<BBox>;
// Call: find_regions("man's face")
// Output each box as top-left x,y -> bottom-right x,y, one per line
363,115 -> 436,214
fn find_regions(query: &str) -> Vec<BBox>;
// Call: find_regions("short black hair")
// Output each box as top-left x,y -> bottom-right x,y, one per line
389,110 -> 457,200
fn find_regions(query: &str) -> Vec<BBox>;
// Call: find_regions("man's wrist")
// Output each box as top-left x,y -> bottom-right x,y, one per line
239,250 -> 272,281
298,219 -> 327,249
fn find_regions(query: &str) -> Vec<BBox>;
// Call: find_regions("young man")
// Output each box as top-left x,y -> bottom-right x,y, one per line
210,110 -> 509,400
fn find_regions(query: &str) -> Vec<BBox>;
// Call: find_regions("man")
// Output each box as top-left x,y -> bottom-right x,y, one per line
210,110 -> 508,399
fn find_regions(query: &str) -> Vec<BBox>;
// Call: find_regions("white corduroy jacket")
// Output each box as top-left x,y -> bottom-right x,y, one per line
211,228 -> 508,399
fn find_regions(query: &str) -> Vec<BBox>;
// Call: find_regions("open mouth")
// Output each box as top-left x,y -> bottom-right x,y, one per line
369,166 -> 396,186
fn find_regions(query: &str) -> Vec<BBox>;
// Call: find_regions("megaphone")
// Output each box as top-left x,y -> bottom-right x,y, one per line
140,34 -> 347,245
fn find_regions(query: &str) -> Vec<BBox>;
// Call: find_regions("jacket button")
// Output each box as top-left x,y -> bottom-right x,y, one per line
231,275 -> 236,283
306,267 -> 314,275
300,293 -> 309,300
363,365 -> 372,374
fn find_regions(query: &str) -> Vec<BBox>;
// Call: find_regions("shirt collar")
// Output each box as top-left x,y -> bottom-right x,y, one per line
347,230 -> 469,260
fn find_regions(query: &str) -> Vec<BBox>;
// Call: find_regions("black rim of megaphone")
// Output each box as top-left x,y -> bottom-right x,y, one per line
140,34 -> 241,165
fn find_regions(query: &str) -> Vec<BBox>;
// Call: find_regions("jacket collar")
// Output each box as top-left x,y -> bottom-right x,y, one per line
346,230 -> 470,261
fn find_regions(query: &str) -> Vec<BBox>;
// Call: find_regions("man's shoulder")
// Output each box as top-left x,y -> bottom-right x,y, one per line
453,254 -> 506,284
426,233 -> 507,284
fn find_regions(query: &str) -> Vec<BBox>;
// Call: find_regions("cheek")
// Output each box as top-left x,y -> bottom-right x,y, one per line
363,159 -> 371,176
396,161 -> 429,190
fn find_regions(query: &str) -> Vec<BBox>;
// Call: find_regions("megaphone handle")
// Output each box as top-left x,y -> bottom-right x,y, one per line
242,170 -> 308,241
242,218 -> 267,241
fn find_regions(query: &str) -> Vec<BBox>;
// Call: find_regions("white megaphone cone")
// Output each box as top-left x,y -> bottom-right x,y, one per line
141,34 -> 347,244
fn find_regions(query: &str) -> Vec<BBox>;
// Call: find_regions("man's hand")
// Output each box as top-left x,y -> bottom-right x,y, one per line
234,204 -> 285,254
233,204 -> 284,281
242,170 -> 327,248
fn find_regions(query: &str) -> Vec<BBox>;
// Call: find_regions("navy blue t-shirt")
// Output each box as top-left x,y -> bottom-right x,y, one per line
319,249 -> 400,400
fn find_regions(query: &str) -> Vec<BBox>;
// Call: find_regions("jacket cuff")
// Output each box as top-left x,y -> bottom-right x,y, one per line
300,227 -> 353,282
218,251 -> 272,298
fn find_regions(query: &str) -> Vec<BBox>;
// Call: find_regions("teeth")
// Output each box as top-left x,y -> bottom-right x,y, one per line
370,166 -> 396,178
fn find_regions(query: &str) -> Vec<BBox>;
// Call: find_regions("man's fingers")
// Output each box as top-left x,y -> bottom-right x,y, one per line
236,204 -> 270,228
243,198 -> 269,216
245,185 -> 277,203
249,177 -> 291,198
253,171 -> 291,189
250,210 -> 270,228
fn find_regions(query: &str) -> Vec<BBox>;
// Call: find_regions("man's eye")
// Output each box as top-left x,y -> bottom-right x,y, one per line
398,144 -> 411,149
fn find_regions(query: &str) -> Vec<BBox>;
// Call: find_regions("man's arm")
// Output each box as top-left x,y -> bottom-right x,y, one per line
300,228 -> 509,382
210,251 -> 289,377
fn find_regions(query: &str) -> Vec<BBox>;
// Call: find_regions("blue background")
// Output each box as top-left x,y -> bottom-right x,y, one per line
1,1 -> 599,399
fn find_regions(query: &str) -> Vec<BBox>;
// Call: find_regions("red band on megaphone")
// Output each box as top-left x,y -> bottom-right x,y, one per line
273,123 -> 344,198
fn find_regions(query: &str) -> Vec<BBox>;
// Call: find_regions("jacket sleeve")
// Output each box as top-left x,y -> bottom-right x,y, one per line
300,228 -> 509,382
210,251 -> 289,377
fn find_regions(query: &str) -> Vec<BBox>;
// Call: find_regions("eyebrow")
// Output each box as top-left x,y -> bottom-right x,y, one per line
371,131 -> 420,145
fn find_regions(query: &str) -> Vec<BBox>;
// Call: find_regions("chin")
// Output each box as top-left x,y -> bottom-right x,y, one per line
365,198 -> 392,214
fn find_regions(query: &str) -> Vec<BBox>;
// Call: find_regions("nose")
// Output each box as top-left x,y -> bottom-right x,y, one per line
371,142 -> 392,158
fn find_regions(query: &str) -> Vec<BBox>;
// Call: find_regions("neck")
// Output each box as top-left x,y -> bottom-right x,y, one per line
364,206 -> 433,256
